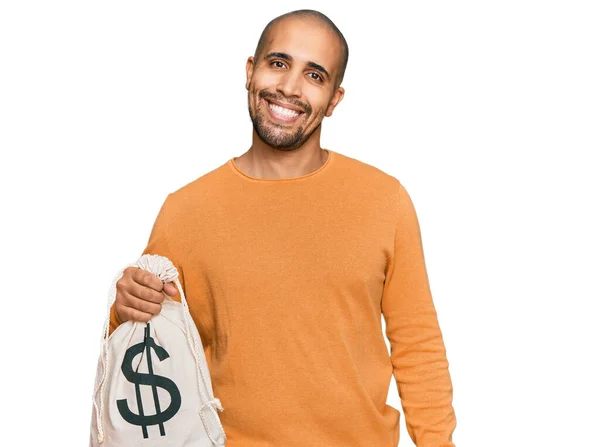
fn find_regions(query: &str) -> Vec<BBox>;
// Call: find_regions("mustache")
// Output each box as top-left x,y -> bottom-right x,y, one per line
260,91 -> 310,115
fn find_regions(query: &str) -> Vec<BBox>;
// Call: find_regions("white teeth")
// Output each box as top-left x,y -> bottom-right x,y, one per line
268,101 -> 300,118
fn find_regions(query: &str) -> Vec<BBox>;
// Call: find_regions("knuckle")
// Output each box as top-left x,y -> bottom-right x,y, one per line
130,309 -> 143,322
149,276 -> 161,291
123,267 -> 136,282
150,302 -> 162,315
141,272 -> 157,290
117,274 -> 133,293
150,288 -> 165,303
139,287 -> 152,302
145,272 -> 156,287
136,271 -> 147,287
115,290 -> 125,305
142,300 -> 157,314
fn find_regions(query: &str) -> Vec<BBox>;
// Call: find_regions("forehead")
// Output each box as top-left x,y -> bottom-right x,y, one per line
264,18 -> 341,73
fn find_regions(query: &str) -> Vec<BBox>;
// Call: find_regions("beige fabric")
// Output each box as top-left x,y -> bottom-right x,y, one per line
90,254 -> 226,446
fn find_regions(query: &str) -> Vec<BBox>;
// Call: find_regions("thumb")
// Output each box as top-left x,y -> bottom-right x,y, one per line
163,281 -> 178,297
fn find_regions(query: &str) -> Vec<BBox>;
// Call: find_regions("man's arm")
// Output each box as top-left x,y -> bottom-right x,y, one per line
381,181 -> 457,446
108,194 -> 185,335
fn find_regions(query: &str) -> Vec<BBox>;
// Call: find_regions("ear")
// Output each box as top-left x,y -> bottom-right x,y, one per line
245,57 -> 255,91
325,86 -> 345,117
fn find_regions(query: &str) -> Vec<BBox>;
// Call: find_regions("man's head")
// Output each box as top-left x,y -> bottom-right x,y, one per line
245,10 -> 348,151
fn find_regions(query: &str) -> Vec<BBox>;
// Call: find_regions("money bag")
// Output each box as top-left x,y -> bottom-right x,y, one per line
90,254 -> 226,446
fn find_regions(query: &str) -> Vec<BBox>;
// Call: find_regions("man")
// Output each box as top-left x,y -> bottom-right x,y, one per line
110,9 -> 457,447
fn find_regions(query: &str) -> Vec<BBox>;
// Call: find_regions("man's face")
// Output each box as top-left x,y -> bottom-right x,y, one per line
245,18 -> 345,151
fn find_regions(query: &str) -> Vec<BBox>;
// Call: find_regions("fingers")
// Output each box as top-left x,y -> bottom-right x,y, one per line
131,280 -> 166,304
163,281 -> 177,297
129,267 -> 164,292
116,291 -> 162,323
115,267 -> 168,324
116,303 -> 154,324
120,269 -> 165,304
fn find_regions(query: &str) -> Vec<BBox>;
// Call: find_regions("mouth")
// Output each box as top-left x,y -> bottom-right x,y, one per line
263,99 -> 305,124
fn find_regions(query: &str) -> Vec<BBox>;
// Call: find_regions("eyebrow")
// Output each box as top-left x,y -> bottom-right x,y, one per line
264,52 -> 330,81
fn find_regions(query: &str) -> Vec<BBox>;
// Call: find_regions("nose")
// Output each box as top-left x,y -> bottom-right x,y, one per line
276,69 -> 302,99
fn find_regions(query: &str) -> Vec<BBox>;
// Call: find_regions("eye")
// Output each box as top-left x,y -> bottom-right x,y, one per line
269,61 -> 323,83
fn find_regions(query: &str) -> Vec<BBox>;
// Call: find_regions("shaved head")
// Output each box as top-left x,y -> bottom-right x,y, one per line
253,9 -> 349,89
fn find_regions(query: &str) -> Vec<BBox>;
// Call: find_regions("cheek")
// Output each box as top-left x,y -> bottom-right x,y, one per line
252,71 -> 279,91
304,91 -> 329,112
308,99 -> 328,119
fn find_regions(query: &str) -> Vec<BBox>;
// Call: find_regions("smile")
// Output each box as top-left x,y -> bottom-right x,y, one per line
264,99 -> 304,123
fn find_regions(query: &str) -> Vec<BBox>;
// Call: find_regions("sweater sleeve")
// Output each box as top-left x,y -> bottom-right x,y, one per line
108,193 -> 185,335
381,181 -> 457,446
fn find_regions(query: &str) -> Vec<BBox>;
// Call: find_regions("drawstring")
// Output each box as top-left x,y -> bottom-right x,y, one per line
93,260 -> 138,443
172,272 -> 227,444
201,397 -> 224,412
92,254 -> 226,444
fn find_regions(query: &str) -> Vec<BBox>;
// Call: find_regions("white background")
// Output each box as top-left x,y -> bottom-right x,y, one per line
1,1 -> 598,445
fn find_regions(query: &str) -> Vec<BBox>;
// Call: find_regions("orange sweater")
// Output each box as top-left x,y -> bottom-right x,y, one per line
109,149 -> 456,446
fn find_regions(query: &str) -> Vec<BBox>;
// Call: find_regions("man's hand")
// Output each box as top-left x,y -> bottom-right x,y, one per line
115,266 -> 178,323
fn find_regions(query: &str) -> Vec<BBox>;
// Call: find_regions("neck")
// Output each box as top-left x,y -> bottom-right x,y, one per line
235,130 -> 328,179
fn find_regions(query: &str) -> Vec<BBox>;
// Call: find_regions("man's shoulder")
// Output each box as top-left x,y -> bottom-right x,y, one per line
333,150 -> 402,191
159,159 -> 232,216
170,159 -> 230,197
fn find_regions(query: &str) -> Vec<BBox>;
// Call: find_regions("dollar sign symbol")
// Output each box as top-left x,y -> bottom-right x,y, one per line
117,323 -> 182,439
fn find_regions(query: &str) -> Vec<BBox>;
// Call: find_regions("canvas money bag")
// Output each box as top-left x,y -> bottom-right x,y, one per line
90,254 -> 227,446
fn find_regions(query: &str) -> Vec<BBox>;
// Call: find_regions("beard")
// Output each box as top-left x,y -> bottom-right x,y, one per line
248,90 -> 321,151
